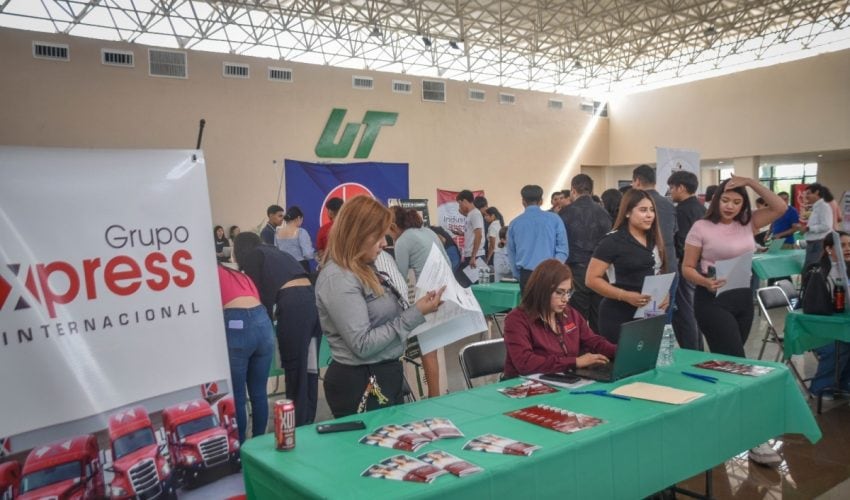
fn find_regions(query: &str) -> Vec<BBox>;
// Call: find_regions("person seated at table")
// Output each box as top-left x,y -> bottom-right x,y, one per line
808,231 -> 850,399
503,259 -> 616,378
316,196 -> 445,418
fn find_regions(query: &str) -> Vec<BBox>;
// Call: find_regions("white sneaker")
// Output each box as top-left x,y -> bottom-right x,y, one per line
748,442 -> 782,467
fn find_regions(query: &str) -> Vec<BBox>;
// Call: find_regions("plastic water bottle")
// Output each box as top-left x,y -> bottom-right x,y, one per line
657,324 -> 676,367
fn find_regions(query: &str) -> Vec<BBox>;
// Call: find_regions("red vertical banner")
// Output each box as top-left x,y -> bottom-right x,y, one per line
792,184 -> 810,225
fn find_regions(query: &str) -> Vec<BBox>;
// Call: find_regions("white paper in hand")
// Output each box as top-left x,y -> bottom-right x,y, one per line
714,252 -> 753,295
633,272 -> 676,318
412,244 -> 488,353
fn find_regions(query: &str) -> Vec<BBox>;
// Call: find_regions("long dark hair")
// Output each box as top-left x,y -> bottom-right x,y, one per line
520,259 -> 573,320
390,206 -> 423,230
613,189 -> 666,272
213,225 -> 226,241
821,231 -> 850,274
705,178 -> 752,225
485,207 -> 505,227
233,232 -> 262,270
601,189 -> 622,221
284,206 -> 304,222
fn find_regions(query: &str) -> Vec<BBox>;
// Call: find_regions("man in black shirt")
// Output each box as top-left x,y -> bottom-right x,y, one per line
261,204 -> 284,245
667,170 -> 706,349
561,174 -> 612,333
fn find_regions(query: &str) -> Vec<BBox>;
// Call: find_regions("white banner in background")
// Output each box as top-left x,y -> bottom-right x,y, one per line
656,147 -> 700,197
0,147 -> 230,438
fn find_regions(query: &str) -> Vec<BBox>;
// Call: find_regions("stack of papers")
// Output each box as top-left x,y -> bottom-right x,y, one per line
505,405 -> 605,433
359,419 -> 464,452
463,434 -> 541,456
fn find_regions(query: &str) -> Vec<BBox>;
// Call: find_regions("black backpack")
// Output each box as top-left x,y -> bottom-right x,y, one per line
800,264 -> 833,315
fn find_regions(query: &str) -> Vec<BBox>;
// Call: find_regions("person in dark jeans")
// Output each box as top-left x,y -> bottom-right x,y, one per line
560,174 -> 611,333
667,170 -> 706,350
234,232 -> 321,426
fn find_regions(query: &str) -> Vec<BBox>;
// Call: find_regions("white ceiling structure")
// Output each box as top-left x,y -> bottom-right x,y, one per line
2,0 -> 849,96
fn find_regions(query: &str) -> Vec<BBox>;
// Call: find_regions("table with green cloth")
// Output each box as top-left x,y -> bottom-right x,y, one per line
751,249 -> 806,280
783,310 -> 850,358
471,282 -> 521,315
241,350 -> 820,499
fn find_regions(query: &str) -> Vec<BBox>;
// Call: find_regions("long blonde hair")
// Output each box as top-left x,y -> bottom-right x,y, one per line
324,195 -> 391,295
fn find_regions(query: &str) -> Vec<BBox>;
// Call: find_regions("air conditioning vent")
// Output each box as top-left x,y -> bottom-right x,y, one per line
33,42 -> 69,61
268,67 -> 293,82
468,89 -> 485,102
581,100 -> 608,117
548,99 -> 564,110
352,76 -> 374,89
149,49 -> 187,78
392,80 -> 412,94
499,93 -> 516,105
101,49 -> 134,67
422,80 -> 446,102
223,62 -> 249,78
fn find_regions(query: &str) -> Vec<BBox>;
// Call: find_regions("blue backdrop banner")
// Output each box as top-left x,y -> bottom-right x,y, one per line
284,160 -> 409,243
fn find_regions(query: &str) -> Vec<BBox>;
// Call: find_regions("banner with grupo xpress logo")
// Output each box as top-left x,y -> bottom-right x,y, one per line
0,147 -> 231,439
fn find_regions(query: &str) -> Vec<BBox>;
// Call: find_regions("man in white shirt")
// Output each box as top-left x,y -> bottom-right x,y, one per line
456,189 -> 485,268
802,183 -> 835,269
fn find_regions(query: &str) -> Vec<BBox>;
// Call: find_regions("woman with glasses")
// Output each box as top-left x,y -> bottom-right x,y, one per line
503,259 -> 616,378
586,189 -> 667,343
316,196 -> 445,418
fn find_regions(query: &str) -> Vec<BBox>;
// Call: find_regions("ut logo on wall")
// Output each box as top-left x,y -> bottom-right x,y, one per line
315,108 -> 398,159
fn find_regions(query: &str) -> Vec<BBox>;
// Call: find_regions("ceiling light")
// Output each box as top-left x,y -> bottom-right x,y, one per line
370,26 -> 381,37
573,60 -> 582,69
422,36 -> 432,47
818,154 -> 823,158
704,26 -> 717,37
449,40 -> 460,50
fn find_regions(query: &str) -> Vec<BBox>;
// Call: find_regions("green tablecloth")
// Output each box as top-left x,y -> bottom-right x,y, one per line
783,310 -> 850,358
471,282 -> 521,315
751,250 -> 805,280
242,350 -> 820,500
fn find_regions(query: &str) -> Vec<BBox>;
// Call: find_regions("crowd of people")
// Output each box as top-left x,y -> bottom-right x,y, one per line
210,167 -> 846,469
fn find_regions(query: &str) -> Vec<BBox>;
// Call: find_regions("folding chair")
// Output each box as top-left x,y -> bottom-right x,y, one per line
458,338 -> 506,389
756,286 -> 808,388
775,279 -> 799,305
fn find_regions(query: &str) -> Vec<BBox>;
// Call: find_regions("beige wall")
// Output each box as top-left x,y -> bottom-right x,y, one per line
0,27 -> 608,230
608,49 -> 850,166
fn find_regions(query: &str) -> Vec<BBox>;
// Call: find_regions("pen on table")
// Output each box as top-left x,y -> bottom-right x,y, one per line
571,390 -> 631,401
681,371 -> 718,383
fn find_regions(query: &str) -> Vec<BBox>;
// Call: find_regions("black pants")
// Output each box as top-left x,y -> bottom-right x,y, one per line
276,285 -> 322,426
569,270 -> 603,334
323,360 -> 406,418
598,296 -> 638,343
519,269 -> 534,297
672,276 -> 702,350
693,286 -> 754,358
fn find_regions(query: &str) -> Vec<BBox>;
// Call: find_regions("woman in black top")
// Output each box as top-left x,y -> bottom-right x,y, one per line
586,189 -> 667,342
214,225 -> 230,262
233,232 -> 321,426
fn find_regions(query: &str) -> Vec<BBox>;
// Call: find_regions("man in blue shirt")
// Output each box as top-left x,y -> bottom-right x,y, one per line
771,192 -> 800,246
261,204 -> 284,245
507,185 -> 569,294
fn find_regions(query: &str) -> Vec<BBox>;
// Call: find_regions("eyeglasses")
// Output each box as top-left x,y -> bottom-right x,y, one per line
553,288 -> 573,300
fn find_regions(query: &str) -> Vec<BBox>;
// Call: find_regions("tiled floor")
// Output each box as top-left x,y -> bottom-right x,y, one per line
193,306 -> 850,499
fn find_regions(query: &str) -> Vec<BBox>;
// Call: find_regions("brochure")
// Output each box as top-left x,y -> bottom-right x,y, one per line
694,360 -> 775,377
498,379 -> 558,398
423,417 -> 464,438
418,450 -> 484,477
505,405 -> 604,434
463,434 -> 540,456
359,433 -> 428,452
379,455 -> 447,482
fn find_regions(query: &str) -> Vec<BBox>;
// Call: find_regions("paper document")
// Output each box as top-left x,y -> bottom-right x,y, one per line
633,273 -> 676,318
714,252 -> 753,295
610,382 -> 704,405
412,244 -> 488,353
524,374 -> 593,390
461,258 -> 488,283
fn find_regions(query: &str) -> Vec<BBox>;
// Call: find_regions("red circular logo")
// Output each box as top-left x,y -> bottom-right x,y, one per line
320,183 -> 375,225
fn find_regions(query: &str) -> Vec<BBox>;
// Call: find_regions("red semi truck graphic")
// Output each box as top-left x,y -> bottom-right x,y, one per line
215,397 -> 239,447
17,434 -> 105,500
106,406 -> 175,499
0,461 -> 20,500
161,399 -> 239,485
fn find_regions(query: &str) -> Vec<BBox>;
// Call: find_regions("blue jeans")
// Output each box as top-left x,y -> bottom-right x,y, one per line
810,341 -> 850,396
225,305 -> 275,443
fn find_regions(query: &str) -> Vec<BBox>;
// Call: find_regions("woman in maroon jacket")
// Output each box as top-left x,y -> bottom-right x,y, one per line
503,259 -> 616,378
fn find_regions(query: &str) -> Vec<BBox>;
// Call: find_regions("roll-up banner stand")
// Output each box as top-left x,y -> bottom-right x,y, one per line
0,147 -> 234,497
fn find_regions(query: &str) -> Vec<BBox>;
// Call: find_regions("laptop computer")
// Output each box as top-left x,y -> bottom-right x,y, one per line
571,314 -> 666,382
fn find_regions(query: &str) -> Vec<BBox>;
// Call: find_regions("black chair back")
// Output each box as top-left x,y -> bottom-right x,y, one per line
458,338 -> 506,389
